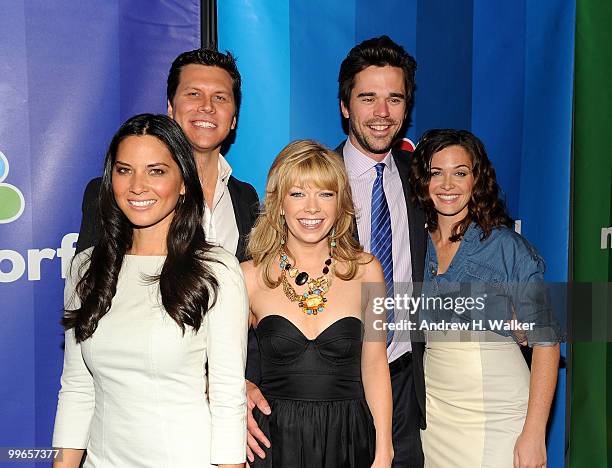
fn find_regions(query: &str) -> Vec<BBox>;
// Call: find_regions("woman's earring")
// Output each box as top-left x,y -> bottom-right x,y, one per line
329,227 -> 337,249
280,213 -> 286,245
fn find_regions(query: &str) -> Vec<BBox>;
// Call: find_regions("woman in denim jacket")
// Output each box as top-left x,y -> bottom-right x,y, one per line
410,129 -> 560,468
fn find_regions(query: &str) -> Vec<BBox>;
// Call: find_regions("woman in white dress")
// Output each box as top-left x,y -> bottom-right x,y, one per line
52,114 -> 248,468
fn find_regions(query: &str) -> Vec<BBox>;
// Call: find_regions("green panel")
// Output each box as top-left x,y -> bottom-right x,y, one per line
571,0 -> 612,465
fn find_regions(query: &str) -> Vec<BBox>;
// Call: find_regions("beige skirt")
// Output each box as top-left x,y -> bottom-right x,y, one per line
421,332 -> 530,468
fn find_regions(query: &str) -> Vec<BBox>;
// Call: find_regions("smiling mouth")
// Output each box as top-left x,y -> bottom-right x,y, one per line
368,124 -> 392,131
128,200 -> 157,207
298,219 -> 323,228
366,120 -> 396,132
192,121 -> 217,128
436,194 -> 460,201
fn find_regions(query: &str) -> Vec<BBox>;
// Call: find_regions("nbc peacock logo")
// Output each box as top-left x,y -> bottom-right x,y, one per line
0,150 -> 25,223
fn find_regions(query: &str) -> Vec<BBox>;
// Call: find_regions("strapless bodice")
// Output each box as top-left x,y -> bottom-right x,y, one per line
254,315 -> 364,401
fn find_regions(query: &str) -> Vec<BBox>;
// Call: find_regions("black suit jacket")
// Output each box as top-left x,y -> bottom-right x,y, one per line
75,175 -> 259,262
335,142 -> 427,429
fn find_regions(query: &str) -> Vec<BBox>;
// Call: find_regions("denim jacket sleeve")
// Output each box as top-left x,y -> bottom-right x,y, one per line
423,224 -> 561,346
508,238 -> 561,347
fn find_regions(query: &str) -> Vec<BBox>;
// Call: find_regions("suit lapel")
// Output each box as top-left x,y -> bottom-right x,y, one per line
391,149 -> 426,283
227,177 -> 247,261
228,177 -> 245,237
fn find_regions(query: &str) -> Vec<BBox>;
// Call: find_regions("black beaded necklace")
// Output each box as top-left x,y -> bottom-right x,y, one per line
279,250 -> 332,285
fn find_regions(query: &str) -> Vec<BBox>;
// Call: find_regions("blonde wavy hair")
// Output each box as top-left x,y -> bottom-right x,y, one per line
247,139 -> 364,288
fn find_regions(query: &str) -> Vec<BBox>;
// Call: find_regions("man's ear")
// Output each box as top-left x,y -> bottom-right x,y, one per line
340,100 -> 350,119
231,114 -> 237,130
167,99 -> 174,118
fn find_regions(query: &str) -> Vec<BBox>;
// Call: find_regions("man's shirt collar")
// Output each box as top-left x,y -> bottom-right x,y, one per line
218,153 -> 233,186
343,137 -> 395,177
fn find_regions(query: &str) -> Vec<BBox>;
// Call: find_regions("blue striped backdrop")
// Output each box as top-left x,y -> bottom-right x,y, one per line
219,1 -> 574,465
0,3 -> 573,466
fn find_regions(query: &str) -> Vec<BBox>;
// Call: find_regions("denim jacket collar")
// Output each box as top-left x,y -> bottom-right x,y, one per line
460,221 -> 482,246
427,221 -> 480,274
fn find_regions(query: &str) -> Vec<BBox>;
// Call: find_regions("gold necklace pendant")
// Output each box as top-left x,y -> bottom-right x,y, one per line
298,277 -> 330,315
279,248 -> 334,316
281,269 -> 333,316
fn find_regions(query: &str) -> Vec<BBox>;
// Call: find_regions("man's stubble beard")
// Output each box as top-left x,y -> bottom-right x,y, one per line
349,118 -> 403,156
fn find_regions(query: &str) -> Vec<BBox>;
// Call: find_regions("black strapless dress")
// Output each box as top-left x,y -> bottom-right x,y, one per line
251,315 -> 375,468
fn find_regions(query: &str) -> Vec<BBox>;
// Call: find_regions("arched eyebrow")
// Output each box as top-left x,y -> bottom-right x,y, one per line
430,164 -> 471,170
114,161 -> 170,168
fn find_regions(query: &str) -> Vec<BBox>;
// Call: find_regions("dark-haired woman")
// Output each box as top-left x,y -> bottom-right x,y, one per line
410,129 -> 560,468
52,114 -> 248,468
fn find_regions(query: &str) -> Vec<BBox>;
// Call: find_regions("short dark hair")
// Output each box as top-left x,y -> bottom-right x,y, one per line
166,48 -> 242,112
338,35 -> 417,111
410,129 -> 513,241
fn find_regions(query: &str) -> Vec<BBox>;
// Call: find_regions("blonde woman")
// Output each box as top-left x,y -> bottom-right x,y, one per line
241,140 -> 393,467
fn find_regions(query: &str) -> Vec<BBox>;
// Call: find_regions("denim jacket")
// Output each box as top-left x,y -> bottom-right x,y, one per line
421,222 -> 559,346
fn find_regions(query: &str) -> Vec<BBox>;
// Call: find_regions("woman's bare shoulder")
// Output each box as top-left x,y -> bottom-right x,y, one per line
240,260 -> 258,285
334,252 -> 383,282
241,260 -> 273,293
357,252 -> 384,283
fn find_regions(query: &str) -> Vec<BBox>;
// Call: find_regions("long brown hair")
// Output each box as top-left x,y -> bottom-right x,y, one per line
63,114 -> 219,341
410,129 -> 513,241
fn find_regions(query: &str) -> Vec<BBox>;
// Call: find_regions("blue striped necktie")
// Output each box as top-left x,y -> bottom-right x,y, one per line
370,162 -> 394,346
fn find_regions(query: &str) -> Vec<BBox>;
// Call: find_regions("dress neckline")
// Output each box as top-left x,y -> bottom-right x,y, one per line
124,254 -> 166,258
256,315 -> 362,342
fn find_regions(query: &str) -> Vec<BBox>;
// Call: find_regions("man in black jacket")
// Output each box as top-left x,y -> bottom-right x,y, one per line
76,48 -> 258,260
247,36 -> 426,467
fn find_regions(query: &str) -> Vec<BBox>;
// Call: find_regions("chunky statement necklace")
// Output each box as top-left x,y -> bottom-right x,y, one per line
279,248 -> 334,315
